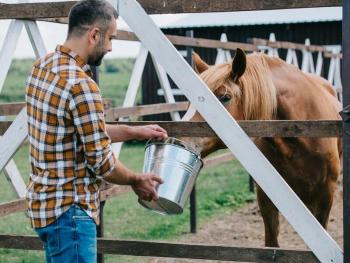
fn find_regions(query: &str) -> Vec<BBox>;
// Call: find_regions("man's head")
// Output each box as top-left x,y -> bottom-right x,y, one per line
68,0 -> 118,66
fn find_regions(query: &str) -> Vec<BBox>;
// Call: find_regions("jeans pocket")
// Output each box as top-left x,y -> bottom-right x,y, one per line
35,224 -> 60,256
73,215 -> 92,220
72,206 -> 93,221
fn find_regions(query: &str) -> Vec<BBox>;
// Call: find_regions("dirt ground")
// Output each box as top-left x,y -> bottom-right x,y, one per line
148,183 -> 343,263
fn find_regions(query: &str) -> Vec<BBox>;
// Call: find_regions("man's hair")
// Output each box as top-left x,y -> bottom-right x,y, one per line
68,0 -> 118,38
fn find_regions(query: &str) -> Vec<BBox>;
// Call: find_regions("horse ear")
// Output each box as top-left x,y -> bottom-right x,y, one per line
192,52 -> 209,73
232,48 -> 246,82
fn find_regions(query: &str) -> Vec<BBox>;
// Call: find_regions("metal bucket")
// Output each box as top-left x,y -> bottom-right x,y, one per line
138,137 -> 203,215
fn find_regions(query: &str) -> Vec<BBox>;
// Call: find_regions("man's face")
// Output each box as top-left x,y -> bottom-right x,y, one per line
88,19 -> 117,66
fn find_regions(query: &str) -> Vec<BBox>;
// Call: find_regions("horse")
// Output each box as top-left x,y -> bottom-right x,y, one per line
181,49 -> 342,247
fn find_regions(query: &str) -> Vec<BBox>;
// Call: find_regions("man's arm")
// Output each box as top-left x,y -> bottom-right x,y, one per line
69,81 -> 165,201
104,155 -> 163,201
106,124 -> 167,143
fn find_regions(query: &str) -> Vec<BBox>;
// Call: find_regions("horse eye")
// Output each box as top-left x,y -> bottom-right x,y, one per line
218,94 -> 232,104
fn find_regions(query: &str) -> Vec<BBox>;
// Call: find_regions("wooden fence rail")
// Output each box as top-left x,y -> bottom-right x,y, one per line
106,101 -> 189,119
113,30 -> 258,52
0,234 -> 318,262
0,120 -> 342,137
0,1 -> 341,19
249,37 -> 342,58
0,101 -> 190,120
110,120 -> 343,137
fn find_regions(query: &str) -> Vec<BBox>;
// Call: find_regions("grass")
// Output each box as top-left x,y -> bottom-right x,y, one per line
0,58 -> 138,107
0,59 -> 254,262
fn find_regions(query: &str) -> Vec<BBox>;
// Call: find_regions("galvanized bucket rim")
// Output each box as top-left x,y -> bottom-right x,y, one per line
145,137 -> 202,158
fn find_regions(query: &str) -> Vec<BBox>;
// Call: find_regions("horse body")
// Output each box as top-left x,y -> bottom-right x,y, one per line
183,50 -> 341,247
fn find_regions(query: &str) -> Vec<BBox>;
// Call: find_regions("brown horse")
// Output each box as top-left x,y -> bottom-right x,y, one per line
181,49 -> 342,247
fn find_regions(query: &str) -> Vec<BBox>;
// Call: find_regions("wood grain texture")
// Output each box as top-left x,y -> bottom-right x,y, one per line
107,120 -> 342,138
0,0 -> 341,19
0,199 -> 26,217
106,102 -> 189,119
0,103 -> 25,116
0,235 -> 318,262
249,38 -> 326,52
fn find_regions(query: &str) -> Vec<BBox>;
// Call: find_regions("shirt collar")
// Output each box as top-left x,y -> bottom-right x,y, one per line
55,45 -> 93,77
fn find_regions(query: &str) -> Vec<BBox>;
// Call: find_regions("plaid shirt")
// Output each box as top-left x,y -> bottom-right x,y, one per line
25,45 -> 115,228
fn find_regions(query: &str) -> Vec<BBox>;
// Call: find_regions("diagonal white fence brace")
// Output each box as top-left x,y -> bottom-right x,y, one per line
301,38 -> 315,74
334,55 -> 342,102
151,55 -> 181,121
286,48 -> 299,67
112,0 -> 343,262
0,20 -> 24,93
315,51 -> 323,76
327,48 -> 343,104
0,108 -> 28,172
24,20 -> 47,58
0,19 -> 46,197
3,160 -> 27,198
111,45 -> 149,157
267,33 -> 279,58
215,33 -> 232,64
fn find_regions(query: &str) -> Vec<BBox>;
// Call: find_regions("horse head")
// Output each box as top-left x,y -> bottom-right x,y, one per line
181,49 -> 277,157
181,49 -> 246,157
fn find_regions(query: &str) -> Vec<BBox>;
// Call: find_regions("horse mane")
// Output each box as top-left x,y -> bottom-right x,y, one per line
200,53 -> 277,120
239,53 -> 277,120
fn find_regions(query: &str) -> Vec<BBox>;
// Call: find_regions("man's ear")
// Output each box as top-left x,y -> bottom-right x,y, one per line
232,48 -> 246,82
192,52 -> 209,73
88,27 -> 100,45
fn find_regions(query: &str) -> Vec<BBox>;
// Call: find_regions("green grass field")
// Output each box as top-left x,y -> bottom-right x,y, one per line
0,59 -> 253,262
1,58 -> 137,107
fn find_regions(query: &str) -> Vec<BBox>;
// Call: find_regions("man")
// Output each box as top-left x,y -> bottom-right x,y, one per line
25,0 -> 167,262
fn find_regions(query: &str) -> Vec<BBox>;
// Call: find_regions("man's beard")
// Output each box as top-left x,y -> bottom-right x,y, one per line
88,50 -> 105,66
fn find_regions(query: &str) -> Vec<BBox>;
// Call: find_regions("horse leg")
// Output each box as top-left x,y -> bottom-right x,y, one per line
314,180 -> 337,229
256,186 -> 280,247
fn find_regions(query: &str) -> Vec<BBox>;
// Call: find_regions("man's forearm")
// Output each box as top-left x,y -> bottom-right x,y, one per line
106,124 -> 136,143
103,155 -> 139,185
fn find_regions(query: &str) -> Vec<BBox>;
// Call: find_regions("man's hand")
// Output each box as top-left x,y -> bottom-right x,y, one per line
134,125 -> 168,141
131,173 -> 164,201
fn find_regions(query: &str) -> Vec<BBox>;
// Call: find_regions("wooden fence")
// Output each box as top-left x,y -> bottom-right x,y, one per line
0,1 -> 346,262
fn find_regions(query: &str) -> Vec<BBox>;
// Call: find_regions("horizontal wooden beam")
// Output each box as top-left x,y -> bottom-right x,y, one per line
106,101 -> 189,120
0,235 -> 318,262
166,35 -> 258,52
0,120 -> 342,137
0,121 -> 11,135
36,23 -> 257,52
250,38 -> 343,58
203,152 -> 235,168
249,38 -> 327,52
324,52 -> 343,59
0,185 -> 133,217
0,199 -> 26,217
0,100 -> 189,120
100,185 -> 130,201
0,103 -> 25,116
0,1 -> 341,19
0,100 -> 112,116
108,120 -> 342,137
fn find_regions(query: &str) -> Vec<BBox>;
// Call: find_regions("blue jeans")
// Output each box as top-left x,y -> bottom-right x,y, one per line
35,205 -> 97,263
